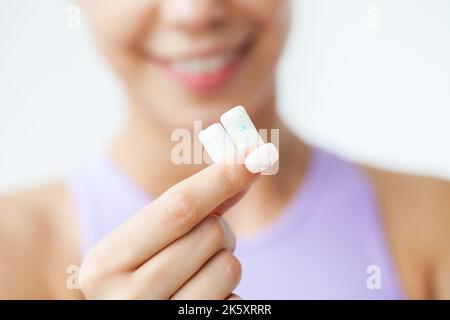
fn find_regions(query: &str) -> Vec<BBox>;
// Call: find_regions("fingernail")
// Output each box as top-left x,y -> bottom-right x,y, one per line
244,143 -> 279,174
217,217 -> 236,251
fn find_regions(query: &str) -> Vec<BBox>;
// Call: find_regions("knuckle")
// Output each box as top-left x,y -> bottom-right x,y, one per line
198,216 -> 226,249
162,189 -> 198,227
213,251 -> 242,283
217,165 -> 238,195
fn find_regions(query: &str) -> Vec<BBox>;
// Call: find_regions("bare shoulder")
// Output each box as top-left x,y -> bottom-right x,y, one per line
364,166 -> 450,299
0,182 -> 82,299
365,167 -> 450,244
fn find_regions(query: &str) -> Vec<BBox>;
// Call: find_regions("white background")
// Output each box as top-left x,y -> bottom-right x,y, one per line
1,0 -> 449,193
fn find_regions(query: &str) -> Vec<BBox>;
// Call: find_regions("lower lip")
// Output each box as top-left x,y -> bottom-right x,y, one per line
161,53 -> 246,93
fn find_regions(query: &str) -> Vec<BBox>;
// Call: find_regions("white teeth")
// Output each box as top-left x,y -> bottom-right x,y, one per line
171,52 -> 234,75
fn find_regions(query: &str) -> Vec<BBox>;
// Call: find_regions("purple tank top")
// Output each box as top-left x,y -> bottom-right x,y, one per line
66,147 -> 405,299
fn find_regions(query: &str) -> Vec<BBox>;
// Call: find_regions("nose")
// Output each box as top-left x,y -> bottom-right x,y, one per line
160,0 -> 228,31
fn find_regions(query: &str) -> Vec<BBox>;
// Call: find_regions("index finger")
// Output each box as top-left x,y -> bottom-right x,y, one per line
93,162 -> 255,271
91,143 -> 278,271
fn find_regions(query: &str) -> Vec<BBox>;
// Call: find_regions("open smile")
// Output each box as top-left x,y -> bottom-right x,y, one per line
151,35 -> 255,92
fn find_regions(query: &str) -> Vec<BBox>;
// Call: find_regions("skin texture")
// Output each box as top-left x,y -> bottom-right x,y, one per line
0,0 -> 449,299
81,0 -> 290,129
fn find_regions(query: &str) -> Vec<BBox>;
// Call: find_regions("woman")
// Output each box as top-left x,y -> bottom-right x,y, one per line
0,0 -> 449,299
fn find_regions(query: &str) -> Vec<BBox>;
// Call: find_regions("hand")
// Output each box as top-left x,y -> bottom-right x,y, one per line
78,163 -> 257,299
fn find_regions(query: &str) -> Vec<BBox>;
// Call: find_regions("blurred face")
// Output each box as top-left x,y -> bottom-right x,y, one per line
80,0 -> 291,128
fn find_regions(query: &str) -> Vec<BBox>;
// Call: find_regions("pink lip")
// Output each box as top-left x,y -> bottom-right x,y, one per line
152,37 -> 254,93
161,55 -> 244,92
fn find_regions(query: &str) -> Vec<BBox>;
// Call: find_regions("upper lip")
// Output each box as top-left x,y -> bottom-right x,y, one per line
149,34 -> 254,64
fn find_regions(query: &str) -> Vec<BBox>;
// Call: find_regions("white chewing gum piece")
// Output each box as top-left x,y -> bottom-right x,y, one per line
198,123 -> 237,164
220,106 -> 264,151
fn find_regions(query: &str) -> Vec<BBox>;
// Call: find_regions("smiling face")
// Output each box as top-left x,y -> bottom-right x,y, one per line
80,0 -> 291,128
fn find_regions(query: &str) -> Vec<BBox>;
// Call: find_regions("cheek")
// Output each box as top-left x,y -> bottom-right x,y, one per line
83,0 -> 156,41
235,0 -> 291,26
244,1 -> 291,62
82,0 -> 158,74
236,0 -> 291,58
